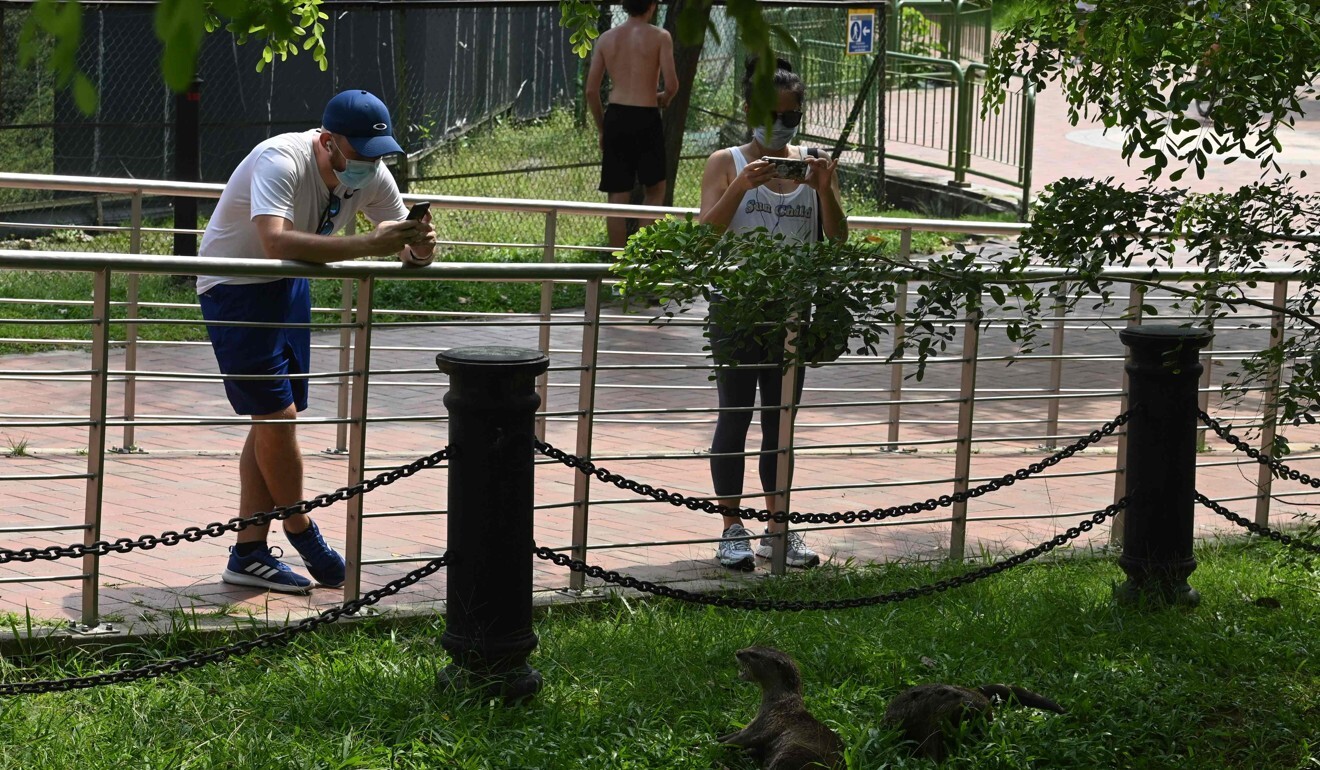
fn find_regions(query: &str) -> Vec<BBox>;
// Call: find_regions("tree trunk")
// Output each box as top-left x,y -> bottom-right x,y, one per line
659,0 -> 711,207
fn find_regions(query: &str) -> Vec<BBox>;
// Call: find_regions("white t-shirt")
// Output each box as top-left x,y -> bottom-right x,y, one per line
196,129 -> 409,294
724,145 -> 818,244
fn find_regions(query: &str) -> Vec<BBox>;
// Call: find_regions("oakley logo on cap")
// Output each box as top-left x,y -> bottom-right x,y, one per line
322,90 -> 405,158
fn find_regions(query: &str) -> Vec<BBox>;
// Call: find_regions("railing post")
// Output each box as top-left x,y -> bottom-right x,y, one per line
1018,83 -> 1036,220
82,268 -> 112,626
886,231 -> 912,448
342,277 -> 373,602
118,191 -> 143,453
1043,282 -> 1067,448
949,307 -> 981,562
1110,286 -> 1144,545
768,328 -> 804,576
1115,325 -> 1213,607
172,78 -> 201,258
436,346 -> 549,703
568,279 -> 602,592
1255,280 -> 1288,526
948,0 -> 962,61
331,218 -> 358,455
536,209 -> 557,441
950,69 -> 972,188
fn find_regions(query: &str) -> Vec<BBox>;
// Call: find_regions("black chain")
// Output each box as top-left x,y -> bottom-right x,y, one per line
0,553 -> 449,696
1198,411 -> 1320,489
532,499 -> 1126,611
1194,492 -> 1320,554
0,448 -> 450,565
535,412 -> 1130,525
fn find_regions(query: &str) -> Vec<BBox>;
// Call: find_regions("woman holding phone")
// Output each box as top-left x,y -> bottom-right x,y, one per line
696,56 -> 847,571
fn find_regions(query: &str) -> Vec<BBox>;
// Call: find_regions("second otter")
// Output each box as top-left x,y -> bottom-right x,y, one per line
883,682 -> 1066,761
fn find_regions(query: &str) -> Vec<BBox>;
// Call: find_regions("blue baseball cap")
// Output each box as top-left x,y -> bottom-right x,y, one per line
322,90 -> 404,158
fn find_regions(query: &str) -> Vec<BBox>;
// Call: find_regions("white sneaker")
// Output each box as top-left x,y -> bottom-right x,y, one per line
756,529 -> 821,569
717,524 -> 756,571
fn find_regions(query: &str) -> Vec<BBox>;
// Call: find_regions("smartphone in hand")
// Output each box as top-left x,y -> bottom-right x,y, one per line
761,157 -> 808,181
406,201 -> 431,221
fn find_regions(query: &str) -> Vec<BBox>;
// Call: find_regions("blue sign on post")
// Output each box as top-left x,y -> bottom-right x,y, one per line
847,9 -> 876,55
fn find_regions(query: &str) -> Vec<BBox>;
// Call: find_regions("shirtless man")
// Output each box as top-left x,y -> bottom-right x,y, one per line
585,0 -> 679,249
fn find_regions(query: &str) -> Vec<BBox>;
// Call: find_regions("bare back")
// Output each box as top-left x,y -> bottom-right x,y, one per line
594,20 -> 673,106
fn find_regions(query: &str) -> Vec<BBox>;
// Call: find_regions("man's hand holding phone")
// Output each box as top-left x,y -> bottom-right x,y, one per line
401,201 -> 436,266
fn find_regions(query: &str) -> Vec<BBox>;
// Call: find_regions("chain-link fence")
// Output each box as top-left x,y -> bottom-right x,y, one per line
0,1 -> 892,244
0,1 -> 578,217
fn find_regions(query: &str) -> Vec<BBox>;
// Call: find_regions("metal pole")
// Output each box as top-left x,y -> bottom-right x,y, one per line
172,79 -> 201,257
886,230 -> 911,448
769,328 -> 803,577
877,10 -> 887,207
948,308 -> 981,561
1255,280 -> 1288,526
536,210 -> 557,441
1110,286 -> 1144,545
1116,325 -> 1213,607
436,346 -> 549,703
568,279 -> 602,592
950,67 -> 972,188
343,277 -> 374,602
119,191 -> 143,453
1018,83 -> 1035,220
331,220 -> 357,454
1043,282 -> 1067,448
81,268 -> 112,626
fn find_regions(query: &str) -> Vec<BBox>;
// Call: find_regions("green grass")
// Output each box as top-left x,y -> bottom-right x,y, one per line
0,108 -> 1012,352
0,541 -> 1317,769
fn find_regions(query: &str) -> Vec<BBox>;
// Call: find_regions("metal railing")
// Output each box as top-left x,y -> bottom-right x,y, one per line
889,0 -> 994,64
886,53 -> 1036,216
0,172 -> 1313,625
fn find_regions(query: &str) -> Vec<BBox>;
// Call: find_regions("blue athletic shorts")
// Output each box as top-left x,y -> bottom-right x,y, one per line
199,278 -> 311,416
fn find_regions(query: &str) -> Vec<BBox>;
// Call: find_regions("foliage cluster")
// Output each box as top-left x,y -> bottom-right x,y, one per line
988,0 -> 1319,180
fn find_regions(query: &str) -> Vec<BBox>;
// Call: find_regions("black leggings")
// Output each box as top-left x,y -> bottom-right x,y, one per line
708,302 -> 806,499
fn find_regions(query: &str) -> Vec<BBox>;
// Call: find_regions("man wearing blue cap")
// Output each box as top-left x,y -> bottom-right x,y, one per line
197,89 -> 435,594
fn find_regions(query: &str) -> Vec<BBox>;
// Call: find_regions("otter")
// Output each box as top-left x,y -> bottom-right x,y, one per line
883,682 -> 1066,762
718,646 -> 846,770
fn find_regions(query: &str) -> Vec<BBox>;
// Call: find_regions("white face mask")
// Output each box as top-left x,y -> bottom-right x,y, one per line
329,138 -> 377,190
753,119 -> 799,151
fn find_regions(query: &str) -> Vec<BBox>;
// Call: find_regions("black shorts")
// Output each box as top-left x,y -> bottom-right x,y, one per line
599,104 -> 666,193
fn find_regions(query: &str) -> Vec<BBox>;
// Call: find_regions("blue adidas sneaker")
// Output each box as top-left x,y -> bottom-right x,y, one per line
285,520 -> 346,588
222,545 -> 312,594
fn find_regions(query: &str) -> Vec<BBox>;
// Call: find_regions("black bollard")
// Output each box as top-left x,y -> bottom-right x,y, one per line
435,346 -> 549,702
1115,325 -> 1213,607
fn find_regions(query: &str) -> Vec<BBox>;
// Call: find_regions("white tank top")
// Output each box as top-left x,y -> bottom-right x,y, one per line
724,145 -> 818,244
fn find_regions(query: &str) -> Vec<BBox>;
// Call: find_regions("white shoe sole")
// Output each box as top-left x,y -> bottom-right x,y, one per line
754,545 -> 820,568
222,568 -> 312,594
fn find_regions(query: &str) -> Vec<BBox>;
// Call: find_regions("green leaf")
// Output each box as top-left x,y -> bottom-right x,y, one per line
154,0 -> 206,91
72,72 -> 98,115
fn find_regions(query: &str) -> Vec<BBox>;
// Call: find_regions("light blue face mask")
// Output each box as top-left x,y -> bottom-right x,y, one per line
753,119 -> 799,151
330,139 -> 378,190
